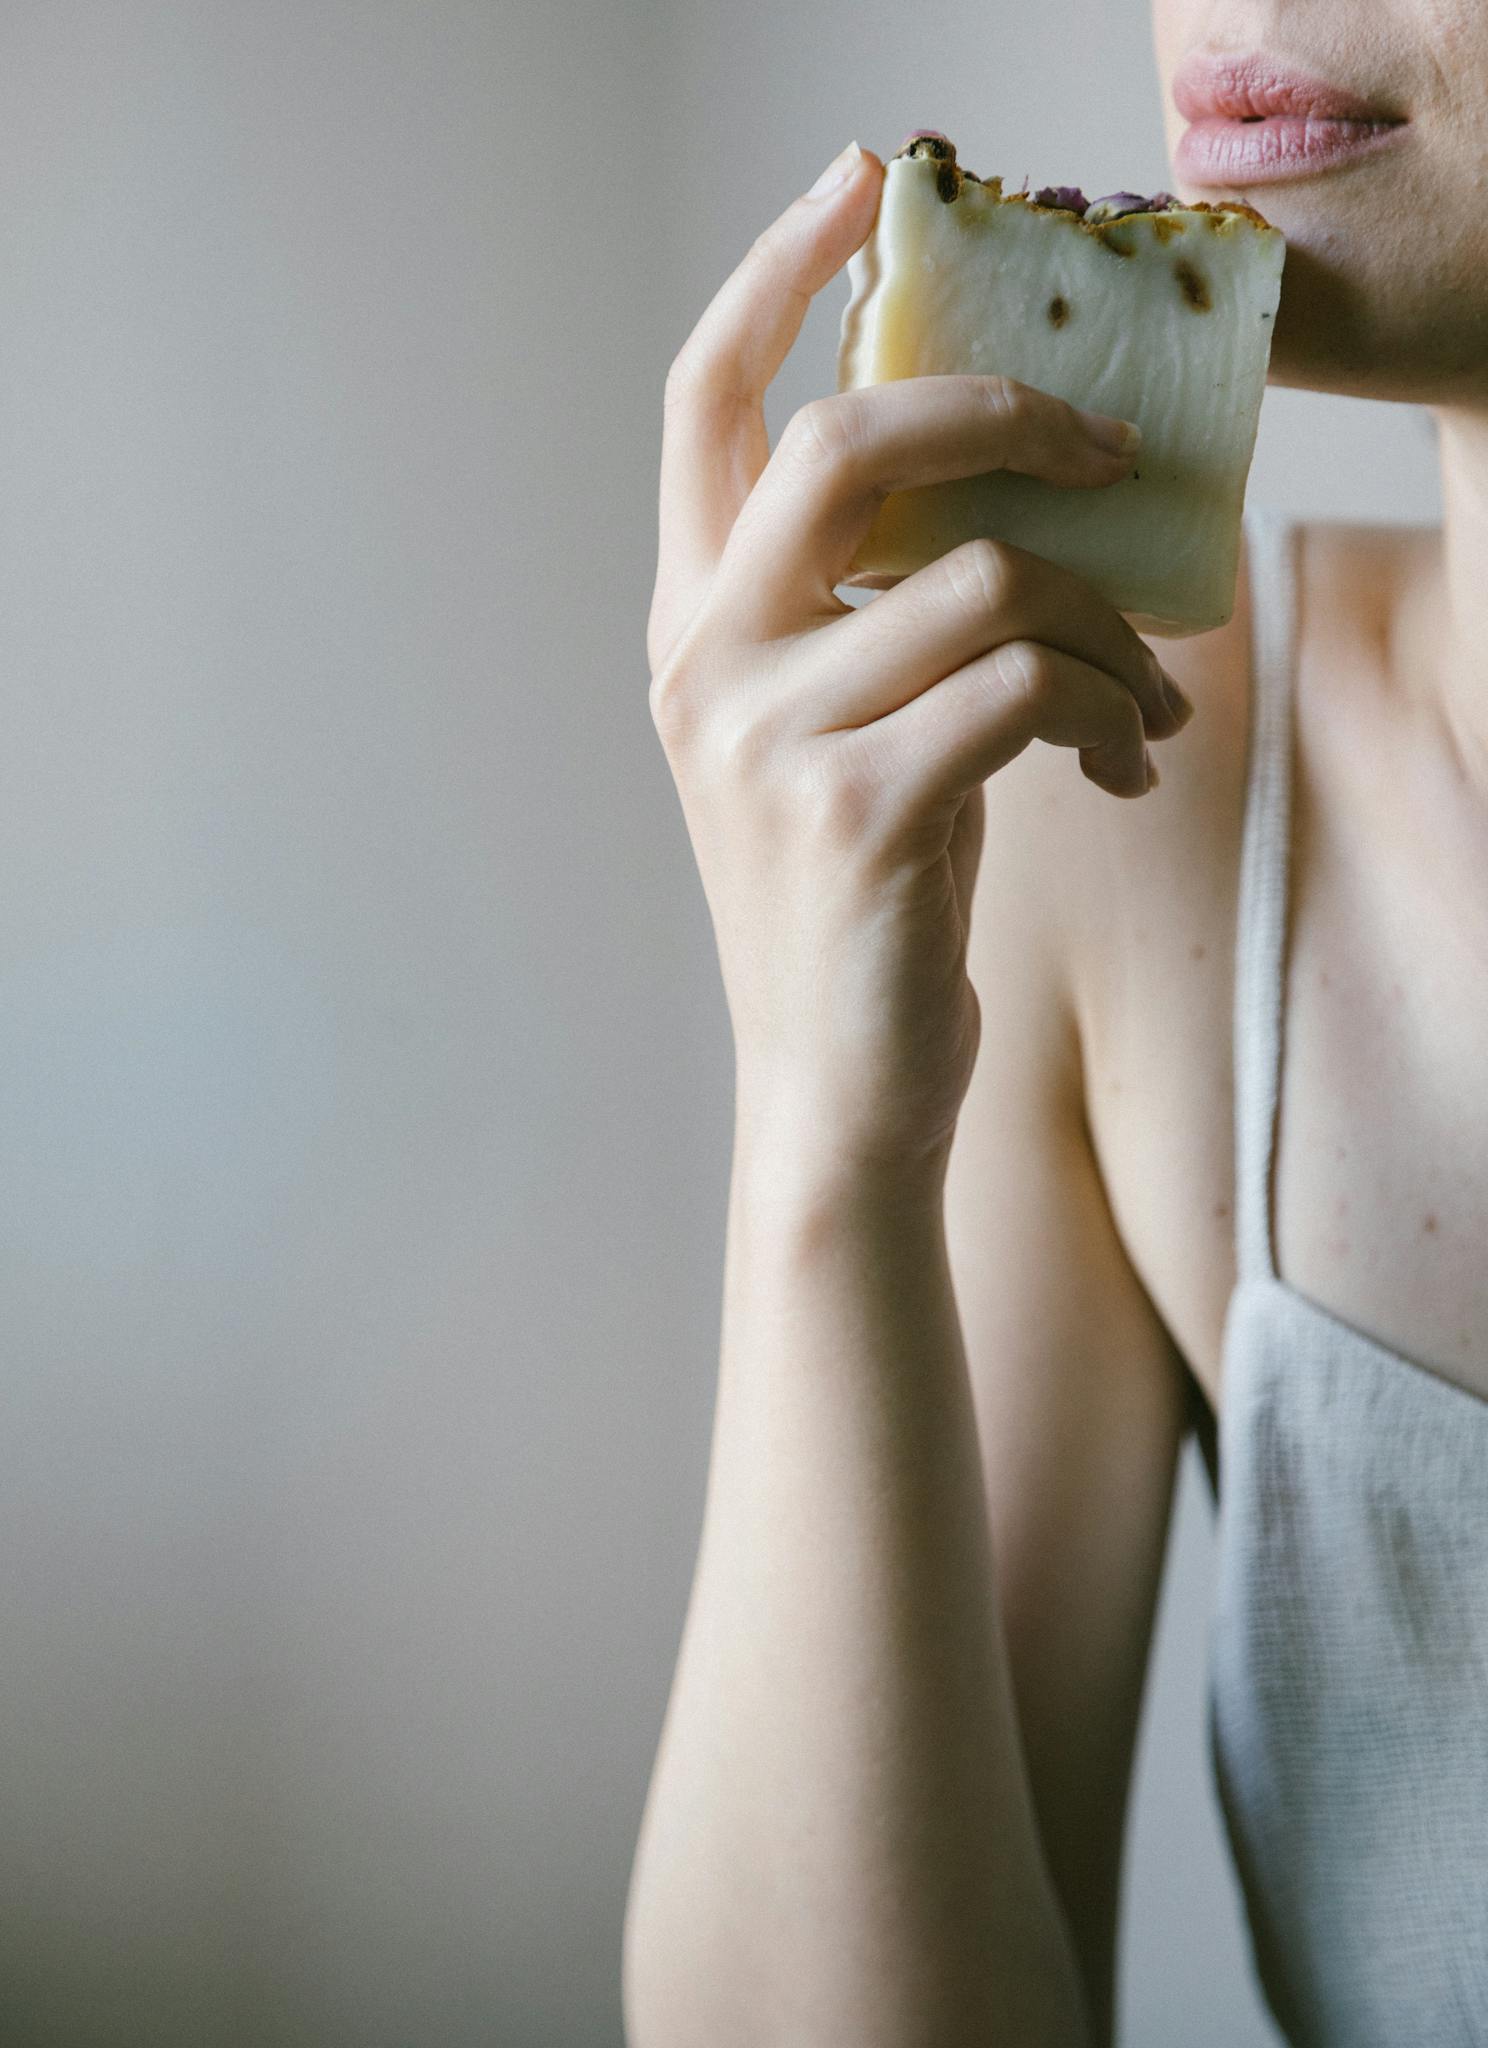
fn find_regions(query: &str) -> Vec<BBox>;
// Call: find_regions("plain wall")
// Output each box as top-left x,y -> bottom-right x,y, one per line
0,4 -> 1441,2045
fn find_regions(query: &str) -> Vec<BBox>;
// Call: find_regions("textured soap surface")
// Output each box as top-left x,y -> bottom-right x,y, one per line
836,141 -> 1286,635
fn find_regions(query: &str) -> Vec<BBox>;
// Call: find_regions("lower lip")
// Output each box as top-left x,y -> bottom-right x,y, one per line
1175,114 -> 1407,185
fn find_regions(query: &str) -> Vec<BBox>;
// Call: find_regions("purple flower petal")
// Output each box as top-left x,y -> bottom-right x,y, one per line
1030,184 -> 1089,214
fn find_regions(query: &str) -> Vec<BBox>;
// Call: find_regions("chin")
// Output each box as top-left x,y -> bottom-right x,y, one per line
1263,239 -> 1426,401
1264,243 -> 1488,405
1161,122 -> 1488,408
1176,175 -> 1488,407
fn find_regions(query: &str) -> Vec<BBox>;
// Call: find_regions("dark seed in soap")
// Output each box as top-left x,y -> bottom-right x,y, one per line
1174,258 -> 1211,310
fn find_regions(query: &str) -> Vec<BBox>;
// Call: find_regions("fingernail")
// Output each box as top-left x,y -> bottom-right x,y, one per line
1145,747 -> 1161,790
806,140 -> 864,199
1078,409 -> 1142,455
1161,674 -> 1194,725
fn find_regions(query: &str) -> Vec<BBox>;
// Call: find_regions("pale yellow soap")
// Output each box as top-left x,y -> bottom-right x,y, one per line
836,139 -> 1286,635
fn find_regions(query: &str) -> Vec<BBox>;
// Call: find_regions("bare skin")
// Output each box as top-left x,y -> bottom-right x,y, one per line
625,5 -> 1488,2044
1034,513 -> 1488,1419
1134,0 -> 1488,1410
626,163 -> 1185,2048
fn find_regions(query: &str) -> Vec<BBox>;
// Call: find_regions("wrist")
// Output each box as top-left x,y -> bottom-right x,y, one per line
730,1083 -> 954,1232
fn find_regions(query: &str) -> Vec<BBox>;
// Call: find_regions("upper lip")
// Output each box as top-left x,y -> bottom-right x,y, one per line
1172,50 -> 1406,124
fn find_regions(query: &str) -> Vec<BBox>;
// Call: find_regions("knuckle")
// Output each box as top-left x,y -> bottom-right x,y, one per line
663,347 -> 705,411
988,635 -> 1055,714
1085,687 -> 1143,765
645,600 -> 673,681
805,741 -> 885,847
647,602 -> 722,747
746,224 -> 778,269
781,394 -> 858,471
647,661 -> 693,744
817,768 -> 877,844
975,373 -> 1029,426
702,700 -> 775,782
946,536 -> 1017,620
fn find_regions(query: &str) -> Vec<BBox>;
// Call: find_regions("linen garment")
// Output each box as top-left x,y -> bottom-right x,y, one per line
1198,506 -> 1488,2045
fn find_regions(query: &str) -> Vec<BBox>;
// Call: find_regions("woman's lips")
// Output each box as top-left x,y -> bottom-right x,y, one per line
1172,50 -> 1404,123
1175,112 -> 1408,186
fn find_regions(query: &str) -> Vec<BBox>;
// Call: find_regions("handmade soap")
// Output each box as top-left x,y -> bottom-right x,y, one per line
836,136 -> 1286,635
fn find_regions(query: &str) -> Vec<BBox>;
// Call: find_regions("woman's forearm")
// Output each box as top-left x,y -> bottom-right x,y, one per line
622,1113 -> 1092,2048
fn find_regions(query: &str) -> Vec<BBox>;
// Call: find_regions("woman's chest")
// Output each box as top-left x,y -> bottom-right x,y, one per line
1080,681 -> 1488,1423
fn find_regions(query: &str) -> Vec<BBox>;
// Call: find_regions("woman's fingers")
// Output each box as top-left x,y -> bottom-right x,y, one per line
651,144 -> 883,670
711,374 -> 1142,639
650,150 -> 1195,840
846,637 -> 1159,815
787,535 -> 1187,740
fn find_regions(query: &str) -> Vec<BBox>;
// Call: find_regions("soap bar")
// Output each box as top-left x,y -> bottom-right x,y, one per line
836,136 -> 1286,635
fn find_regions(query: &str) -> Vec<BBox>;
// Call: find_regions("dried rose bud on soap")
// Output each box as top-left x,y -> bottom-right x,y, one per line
1031,184 -> 1089,214
1083,189 -> 1183,221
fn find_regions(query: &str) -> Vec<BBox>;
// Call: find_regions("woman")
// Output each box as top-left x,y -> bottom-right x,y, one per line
623,7 -> 1488,2044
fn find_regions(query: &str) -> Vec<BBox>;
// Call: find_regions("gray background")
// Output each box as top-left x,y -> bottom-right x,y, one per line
0,3 -> 1440,2045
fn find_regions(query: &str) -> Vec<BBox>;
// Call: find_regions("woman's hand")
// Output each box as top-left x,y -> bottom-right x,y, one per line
648,142 -> 1193,1171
